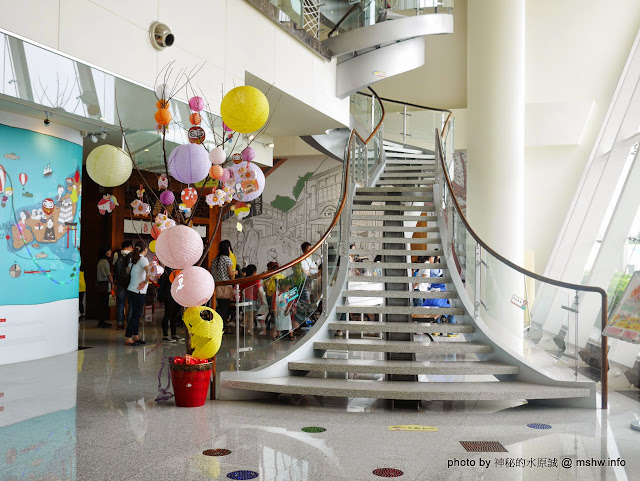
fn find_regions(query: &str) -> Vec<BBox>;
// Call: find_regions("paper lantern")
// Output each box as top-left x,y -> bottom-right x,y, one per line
155,124 -> 168,134
222,121 -> 233,132
156,99 -> 169,109
149,240 -> 156,253
155,109 -> 172,126
181,187 -> 198,208
209,147 -> 225,166
151,225 -> 161,239
189,96 -> 205,112
171,266 -> 215,307
242,146 -> 256,162
86,145 -> 132,187
155,83 -> 168,99
160,190 -> 174,206
231,161 -> 265,202
168,144 -> 210,184
209,165 -> 224,180
220,86 -> 269,134
183,306 -> 223,359
219,168 -> 231,183
155,225 -> 203,269
189,113 -> 202,125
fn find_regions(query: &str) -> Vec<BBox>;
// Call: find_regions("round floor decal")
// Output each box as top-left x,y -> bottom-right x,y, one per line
301,426 -> 326,433
373,468 -> 404,477
227,470 -> 259,480
527,423 -> 552,430
203,448 -> 231,456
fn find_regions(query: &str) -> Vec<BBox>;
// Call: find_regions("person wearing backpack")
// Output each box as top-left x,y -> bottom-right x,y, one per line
113,240 -> 133,330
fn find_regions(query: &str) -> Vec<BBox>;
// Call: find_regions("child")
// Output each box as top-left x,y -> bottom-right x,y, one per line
240,264 -> 266,335
273,279 -> 293,340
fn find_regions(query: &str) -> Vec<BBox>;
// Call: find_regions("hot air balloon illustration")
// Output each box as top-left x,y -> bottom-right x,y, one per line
0,164 -> 5,194
19,173 -> 27,189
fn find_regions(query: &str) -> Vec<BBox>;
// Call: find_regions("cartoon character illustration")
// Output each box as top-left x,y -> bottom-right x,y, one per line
231,201 -> 251,220
17,211 -> 27,230
43,218 -> 56,242
70,185 -> 78,204
42,198 -> 55,217
130,199 -> 151,216
22,191 -> 33,198
179,203 -> 191,217
97,194 -> 118,215
181,187 -> 198,208
158,174 -> 169,190
0,164 -> 5,193
56,185 -> 65,203
59,197 -> 74,223
154,212 -> 176,231
205,189 -> 227,208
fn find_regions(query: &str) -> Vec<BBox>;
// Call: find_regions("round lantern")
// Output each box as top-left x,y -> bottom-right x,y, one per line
160,190 -> 175,206
242,146 -> 256,162
189,96 -> 205,112
222,121 -> 233,132
209,164 -> 224,180
151,225 -> 161,239
189,113 -> 202,125
86,145 -> 132,187
87,104 -> 100,116
168,144 -> 210,184
209,146 -> 226,165
220,86 -> 269,133
156,99 -> 169,109
149,240 -> 156,253
155,225 -> 203,269
171,266 -> 215,307
231,161 -> 265,202
184,307 -> 223,359
155,109 -> 172,126
219,167 -> 231,183
155,83 -> 168,99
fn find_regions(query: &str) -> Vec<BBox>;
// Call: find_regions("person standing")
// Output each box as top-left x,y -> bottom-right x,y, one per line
113,240 -> 133,330
125,241 -> 150,346
211,240 -> 237,332
96,247 -> 113,328
158,266 -> 182,342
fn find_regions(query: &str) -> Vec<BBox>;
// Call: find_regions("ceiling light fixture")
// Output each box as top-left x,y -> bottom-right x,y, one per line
100,128 -> 107,140
89,134 -> 98,143
144,149 -> 149,152
99,117 -> 107,121
268,143 -> 274,148
248,135 -> 255,141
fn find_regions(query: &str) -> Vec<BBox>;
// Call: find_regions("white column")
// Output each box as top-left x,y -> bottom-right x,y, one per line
466,0 -> 525,350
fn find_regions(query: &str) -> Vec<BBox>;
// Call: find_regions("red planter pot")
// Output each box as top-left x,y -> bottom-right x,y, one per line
169,360 -> 213,407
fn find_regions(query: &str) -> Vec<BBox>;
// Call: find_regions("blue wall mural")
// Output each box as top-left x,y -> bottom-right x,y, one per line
0,124 -> 83,306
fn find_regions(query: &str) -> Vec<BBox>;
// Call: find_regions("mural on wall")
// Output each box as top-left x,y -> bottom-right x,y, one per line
220,157 -> 342,272
0,124 -> 83,306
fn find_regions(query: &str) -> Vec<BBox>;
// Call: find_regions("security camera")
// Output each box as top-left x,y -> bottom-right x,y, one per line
150,22 -> 175,50
43,118 -> 50,126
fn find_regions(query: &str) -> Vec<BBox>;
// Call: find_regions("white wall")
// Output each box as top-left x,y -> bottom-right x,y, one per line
0,0 -> 349,126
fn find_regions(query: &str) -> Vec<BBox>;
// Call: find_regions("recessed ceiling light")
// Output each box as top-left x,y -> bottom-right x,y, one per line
144,149 -> 149,152
268,143 -> 274,148
248,135 -> 255,141
99,117 -> 106,121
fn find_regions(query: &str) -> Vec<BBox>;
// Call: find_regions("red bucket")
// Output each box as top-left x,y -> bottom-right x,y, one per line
169,360 -> 213,407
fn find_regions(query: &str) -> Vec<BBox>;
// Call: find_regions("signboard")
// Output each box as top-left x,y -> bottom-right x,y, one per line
603,271 -> 640,343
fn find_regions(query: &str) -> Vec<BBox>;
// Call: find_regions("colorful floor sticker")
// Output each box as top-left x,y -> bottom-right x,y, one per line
301,427 -> 326,433
227,470 -> 259,480
203,449 -> 231,456
389,425 -> 438,432
527,423 -> 552,430
373,468 -> 404,477
460,441 -> 508,452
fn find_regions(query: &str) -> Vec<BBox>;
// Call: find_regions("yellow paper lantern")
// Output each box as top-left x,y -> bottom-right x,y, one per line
149,240 -> 156,253
86,145 -> 132,187
220,86 -> 269,133
183,306 -> 223,359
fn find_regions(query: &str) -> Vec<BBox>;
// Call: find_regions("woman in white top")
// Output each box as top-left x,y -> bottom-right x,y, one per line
125,241 -> 150,346
299,242 -> 318,276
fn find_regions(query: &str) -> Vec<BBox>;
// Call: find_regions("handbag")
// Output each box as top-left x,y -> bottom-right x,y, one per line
108,290 -> 116,307
215,285 -> 234,299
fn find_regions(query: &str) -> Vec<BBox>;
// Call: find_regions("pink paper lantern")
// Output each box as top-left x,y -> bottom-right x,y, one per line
171,266 -> 215,307
242,146 -> 256,162
219,168 -> 231,183
231,161 -> 265,202
222,121 -> 233,132
209,146 -> 226,165
188,96 -> 205,112
160,190 -> 175,206
155,225 -> 204,269
168,144 -> 209,184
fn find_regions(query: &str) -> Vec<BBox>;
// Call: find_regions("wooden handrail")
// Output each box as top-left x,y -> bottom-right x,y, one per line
216,86 -> 385,286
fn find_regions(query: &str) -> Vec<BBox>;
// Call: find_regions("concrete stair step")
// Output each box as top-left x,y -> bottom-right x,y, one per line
346,276 -> 451,284
379,172 -> 436,178
222,377 -> 591,401
352,205 -> 435,212
376,179 -> 437,185
337,306 -> 463,315
384,165 -> 435,171
344,290 -> 456,299
328,320 -> 471,333
382,141 -> 424,153
350,225 -> 440,233
385,159 -> 435,165
385,152 -> 435,160
353,195 -> 434,202
356,186 -> 433,193
351,214 -> 436,221
315,338 -> 489,354
348,262 -> 447,269
289,359 -> 518,376
349,237 -> 441,244
350,248 -> 439,256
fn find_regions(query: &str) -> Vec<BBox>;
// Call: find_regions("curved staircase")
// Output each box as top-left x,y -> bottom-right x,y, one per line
218,139 -> 597,408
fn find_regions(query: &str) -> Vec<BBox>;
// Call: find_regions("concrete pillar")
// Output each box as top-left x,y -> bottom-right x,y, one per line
466,0 -> 525,350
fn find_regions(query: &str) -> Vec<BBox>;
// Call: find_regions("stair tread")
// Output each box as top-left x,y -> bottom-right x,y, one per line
356,187 -> 434,193
354,195 -> 434,201
352,205 -> 435,211
344,290 -> 455,299
379,173 -> 436,178
328,321 -> 470,332
315,338 -> 488,353
350,226 -> 440,232
222,377 -> 591,400
346,276 -> 451,283
337,306 -> 464,315
289,358 -> 518,375
350,237 -> 441,244
376,180 -> 437,185
385,153 -> 434,159
349,248 -> 440,255
351,215 -> 436,221
348,262 -> 446,269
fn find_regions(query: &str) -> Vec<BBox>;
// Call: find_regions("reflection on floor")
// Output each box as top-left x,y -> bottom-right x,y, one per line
0,315 -> 639,481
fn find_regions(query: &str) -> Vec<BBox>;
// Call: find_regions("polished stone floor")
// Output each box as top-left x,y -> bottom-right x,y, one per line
1,317 -> 640,481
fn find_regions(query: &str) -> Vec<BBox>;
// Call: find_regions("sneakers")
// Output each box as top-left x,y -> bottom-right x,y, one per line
171,335 -> 184,342
162,336 -> 176,343
446,333 -> 458,338
97,321 -> 112,328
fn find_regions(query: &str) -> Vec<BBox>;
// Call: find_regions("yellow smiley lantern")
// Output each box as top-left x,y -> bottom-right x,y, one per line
183,306 -> 224,359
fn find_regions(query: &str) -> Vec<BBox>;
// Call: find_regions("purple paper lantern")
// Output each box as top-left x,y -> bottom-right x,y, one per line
219,168 -> 231,183
188,96 -> 205,112
160,190 -> 175,206
168,144 -> 209,184
242,146 -> 256,162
